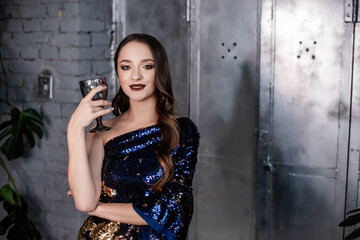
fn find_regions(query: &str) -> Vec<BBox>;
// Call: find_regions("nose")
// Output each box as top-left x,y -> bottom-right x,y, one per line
131,67 -> 142,81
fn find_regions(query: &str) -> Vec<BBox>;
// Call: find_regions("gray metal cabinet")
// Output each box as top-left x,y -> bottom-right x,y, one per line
257,0 -> 360,239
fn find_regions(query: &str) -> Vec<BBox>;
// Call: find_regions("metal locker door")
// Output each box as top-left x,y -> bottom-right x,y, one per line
257,0 -> 355,239
189,0 -> 259,239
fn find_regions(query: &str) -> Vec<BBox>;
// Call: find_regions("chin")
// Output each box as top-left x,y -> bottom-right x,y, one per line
127,92 -> 155,101
128,94 -> 156,102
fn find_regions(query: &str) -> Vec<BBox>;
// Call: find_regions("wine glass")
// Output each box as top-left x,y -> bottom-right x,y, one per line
79,77 -> 112,133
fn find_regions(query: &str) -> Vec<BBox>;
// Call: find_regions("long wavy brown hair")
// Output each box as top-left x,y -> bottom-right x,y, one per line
112,33 -> 180,190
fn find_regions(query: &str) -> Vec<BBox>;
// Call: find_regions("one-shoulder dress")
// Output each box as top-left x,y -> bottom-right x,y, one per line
77,117 -> 200,240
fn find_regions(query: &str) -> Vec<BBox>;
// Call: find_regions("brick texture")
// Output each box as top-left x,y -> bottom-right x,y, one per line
0,0 -> 113,239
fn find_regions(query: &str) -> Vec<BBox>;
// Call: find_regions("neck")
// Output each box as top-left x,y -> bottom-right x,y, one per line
126,97 -> 158,125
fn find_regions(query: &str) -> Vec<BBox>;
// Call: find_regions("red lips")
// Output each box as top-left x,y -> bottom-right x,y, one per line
130,84 -> 146,91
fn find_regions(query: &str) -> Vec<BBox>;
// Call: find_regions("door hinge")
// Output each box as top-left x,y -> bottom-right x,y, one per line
344,0 -> 360,23
186,0 -> 196,23
255,128 -> 269,142
186,0 -> 191,23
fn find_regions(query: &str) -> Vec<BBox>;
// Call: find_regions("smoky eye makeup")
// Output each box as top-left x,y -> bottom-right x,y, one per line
118,58 -> 155,71
120,65 -> 131,70
143,64 -> 154,69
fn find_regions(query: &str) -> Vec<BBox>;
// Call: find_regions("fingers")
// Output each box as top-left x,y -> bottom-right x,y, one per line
67,190 -> 72,197
84,85 -> 107,100
92,100 -> 112,107
94,107 -> 114,118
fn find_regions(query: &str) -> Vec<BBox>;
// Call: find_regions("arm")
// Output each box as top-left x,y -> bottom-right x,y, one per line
67,85 -> 113,212
132,118 -> 200,239
86,202 -> 148,225
68,129 -> 148,225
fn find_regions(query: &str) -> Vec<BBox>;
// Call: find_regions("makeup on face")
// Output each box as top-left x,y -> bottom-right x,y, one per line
116,41 -> 157,101
129,84 -> 146,91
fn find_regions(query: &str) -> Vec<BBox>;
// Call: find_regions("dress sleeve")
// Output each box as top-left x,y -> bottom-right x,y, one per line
133,118 -> 200,240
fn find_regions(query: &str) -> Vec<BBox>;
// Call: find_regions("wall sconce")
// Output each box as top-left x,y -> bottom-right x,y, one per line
38,70 -> 53,99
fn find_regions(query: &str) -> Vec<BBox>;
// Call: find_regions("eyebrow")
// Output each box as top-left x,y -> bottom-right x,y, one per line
119,58 -> 154,63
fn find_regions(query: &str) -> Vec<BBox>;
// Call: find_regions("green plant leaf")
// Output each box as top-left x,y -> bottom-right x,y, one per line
0,104 -> 43,239
0,123 -> 13,141
10,108 -> 21,123
26,121 -> 43,139
347,207 -> 360,215
345,227 -> 360,240
0,215 -> 12,235
23,127 -> 35,148
0,107 -> 44,160
1,194 -> 41,239
2,201 -> 16,221
0,121 -> 11,132
10,196 -> 40,239
0,185 -> 15,206
0,134 -> 24,161
23,108 -> 44,126
19,195 -> 28,211
339,212 -> 360,227
7,224 -> 23,240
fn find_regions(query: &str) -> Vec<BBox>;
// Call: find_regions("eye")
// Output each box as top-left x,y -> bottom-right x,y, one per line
143,64 -> 154,70
120,65 -> 131,70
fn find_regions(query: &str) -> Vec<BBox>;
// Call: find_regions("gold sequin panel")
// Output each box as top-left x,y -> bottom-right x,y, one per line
77,216 -> 140,240
101,180 -> 117,198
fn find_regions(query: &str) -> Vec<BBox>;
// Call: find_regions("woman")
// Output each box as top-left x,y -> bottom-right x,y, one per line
67,33 -> 200,240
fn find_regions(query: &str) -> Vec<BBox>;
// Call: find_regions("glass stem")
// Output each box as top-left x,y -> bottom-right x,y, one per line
96,116 -> 103,127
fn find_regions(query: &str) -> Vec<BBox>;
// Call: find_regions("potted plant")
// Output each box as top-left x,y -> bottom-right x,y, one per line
0,103 -> 44,239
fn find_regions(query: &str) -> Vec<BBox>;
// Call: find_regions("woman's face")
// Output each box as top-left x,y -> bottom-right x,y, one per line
117,41 -> 156,103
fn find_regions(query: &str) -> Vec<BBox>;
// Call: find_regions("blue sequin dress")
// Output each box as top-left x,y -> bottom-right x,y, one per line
77,117 -> 200,240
